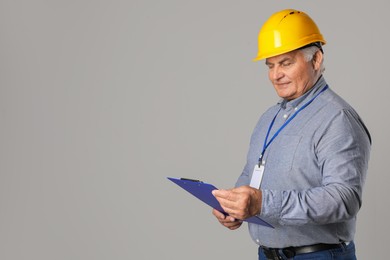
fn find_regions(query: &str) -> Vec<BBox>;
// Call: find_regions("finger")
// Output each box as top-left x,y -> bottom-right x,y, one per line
212,189 -> 231,199
226,222 -> 243,230
212,209 -> 237,223
215,195 -> 244,214
217,201 -> 248,220
219,219 -> 243,230
212,209 -> 225,220
213,190 -> 242,210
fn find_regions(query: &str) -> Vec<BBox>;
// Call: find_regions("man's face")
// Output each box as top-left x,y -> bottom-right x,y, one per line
265,49 -> 319,100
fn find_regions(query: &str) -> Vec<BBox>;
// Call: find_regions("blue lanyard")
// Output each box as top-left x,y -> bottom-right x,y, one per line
258,85 -> 329,165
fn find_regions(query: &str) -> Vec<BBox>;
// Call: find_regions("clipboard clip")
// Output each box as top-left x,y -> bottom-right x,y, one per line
180,178 -> 203,183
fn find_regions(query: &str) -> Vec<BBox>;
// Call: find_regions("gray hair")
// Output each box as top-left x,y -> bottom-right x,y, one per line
300,46 -> 325,73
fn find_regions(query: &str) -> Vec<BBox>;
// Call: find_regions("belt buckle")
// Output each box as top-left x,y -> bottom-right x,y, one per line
262,247 -> 284,260
281,247 -> 296,258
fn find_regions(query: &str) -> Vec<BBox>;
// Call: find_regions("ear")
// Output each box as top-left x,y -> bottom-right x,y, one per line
312,50 -> 323,71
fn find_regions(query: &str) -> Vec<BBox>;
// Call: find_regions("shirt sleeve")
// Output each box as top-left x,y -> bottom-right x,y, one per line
260,109 -> 371,225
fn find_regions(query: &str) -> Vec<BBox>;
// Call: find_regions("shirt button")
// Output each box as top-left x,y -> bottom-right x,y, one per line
283,114 -> 288,119
256,239 -> 260,244
294,107 -> 298,111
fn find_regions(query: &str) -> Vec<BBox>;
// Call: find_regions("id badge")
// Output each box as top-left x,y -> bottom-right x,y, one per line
249,163 -> 265,189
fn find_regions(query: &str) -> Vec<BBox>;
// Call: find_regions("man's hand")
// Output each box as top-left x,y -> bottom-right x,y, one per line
212,209 -> 243,230
212,186 -> 262,221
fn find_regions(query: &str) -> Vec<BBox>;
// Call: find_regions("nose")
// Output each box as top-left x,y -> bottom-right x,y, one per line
269,66 -> 284,81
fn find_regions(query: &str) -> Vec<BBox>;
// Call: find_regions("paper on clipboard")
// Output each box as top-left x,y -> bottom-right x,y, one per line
167,177 -> 273,228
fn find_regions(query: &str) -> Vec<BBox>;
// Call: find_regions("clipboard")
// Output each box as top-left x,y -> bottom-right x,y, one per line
167,177 -> 273,228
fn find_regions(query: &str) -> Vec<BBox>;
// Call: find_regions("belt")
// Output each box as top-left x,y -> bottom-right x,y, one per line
260,243 -> 344,259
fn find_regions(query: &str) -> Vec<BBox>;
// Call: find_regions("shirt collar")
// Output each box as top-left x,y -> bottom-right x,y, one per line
278,76 -> 328,110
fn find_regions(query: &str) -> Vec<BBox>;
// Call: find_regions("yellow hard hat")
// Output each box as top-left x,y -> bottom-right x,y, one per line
254,9 -> 326,61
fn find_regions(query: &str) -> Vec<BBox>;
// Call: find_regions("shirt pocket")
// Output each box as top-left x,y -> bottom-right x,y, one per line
269,134 -> 302,172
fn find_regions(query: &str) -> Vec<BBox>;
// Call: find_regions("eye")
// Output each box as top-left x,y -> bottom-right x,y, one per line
282,61 -> 292,67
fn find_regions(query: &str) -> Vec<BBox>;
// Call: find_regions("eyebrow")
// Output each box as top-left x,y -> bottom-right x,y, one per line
265,57 -> 293,66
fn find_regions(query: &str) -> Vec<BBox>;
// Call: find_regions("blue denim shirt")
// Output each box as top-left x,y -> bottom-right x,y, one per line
236,76 -> 371,248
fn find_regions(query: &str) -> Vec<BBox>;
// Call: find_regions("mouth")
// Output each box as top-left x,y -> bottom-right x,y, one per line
274,82 -> 290,88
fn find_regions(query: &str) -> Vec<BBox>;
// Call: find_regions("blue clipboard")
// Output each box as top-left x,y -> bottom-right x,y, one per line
167,177 -> 273,228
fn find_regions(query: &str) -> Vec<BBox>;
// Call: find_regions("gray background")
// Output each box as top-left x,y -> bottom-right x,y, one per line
0,0 -> 388,259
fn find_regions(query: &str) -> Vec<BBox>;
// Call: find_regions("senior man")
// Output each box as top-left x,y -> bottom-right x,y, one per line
212,9 -> 371,260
